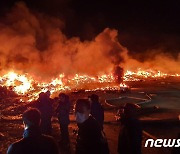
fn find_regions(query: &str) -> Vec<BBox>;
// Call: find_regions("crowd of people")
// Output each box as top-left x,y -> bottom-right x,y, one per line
7,91 -> 158,154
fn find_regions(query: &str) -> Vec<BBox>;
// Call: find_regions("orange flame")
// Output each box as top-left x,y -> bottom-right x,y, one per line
0,69 -> 179,101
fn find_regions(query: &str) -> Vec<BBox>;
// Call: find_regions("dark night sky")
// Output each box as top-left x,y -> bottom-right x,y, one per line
0,0 -> 180,56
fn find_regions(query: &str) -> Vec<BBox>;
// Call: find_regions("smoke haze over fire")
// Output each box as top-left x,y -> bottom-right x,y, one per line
0,2 -> 179,81
0,2 -> 128,80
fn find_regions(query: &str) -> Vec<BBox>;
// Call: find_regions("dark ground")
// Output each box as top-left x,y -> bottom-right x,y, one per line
0,78 -> 180,154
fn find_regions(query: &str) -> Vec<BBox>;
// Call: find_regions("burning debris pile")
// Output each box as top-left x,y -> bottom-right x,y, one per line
0,69 -> 179,102
123,69 -> 180,81
0,86 -> 17,99
0,2 -> 180,101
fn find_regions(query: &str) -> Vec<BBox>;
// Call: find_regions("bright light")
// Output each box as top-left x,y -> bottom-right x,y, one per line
0,69 -> 179,102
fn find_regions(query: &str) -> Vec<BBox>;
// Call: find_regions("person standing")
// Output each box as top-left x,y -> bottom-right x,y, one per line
36,92 -> 53,135
56,93 -> 70,146
74,99 -> 109,154
118,103 -> 142,154
88,94 -> 104,130
7,108 -> 59,154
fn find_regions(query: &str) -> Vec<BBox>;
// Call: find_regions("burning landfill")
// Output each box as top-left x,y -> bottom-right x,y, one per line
1,68 -> 179,101
0,2 -> 179,102
0,2 -> 180,154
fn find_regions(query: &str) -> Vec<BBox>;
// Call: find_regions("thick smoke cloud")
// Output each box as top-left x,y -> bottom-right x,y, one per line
0,2 -> 180,81
0,2 -> 127,80
122,51 -> 180,74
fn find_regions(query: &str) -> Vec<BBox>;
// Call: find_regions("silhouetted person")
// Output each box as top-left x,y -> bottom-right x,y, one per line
88,94 -> 104,130
37,92 -> 53,135
172,133 -> 180,154
46,90 -> 54,104
7,108 -> 59,154
118,103 -> 142,154
74,99 -> 109,154
56,93 -> 70,146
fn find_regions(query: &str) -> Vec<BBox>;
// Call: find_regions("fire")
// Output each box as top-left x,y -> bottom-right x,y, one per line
98,75 -> 114,83
0,69 -> 179,101
120,83 -> 128,88
0,71 -> 32,94
120,83 -> 129,92
123,69 -> 180,81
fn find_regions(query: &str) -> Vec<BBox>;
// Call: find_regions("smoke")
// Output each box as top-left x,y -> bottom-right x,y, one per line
122,50 -> 180,74
0,2 -> 180,81
0,2 -> 128,80
113,66 -> 124,83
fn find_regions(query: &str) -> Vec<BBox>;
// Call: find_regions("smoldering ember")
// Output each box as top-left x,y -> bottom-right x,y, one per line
0,1 -> 180,154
